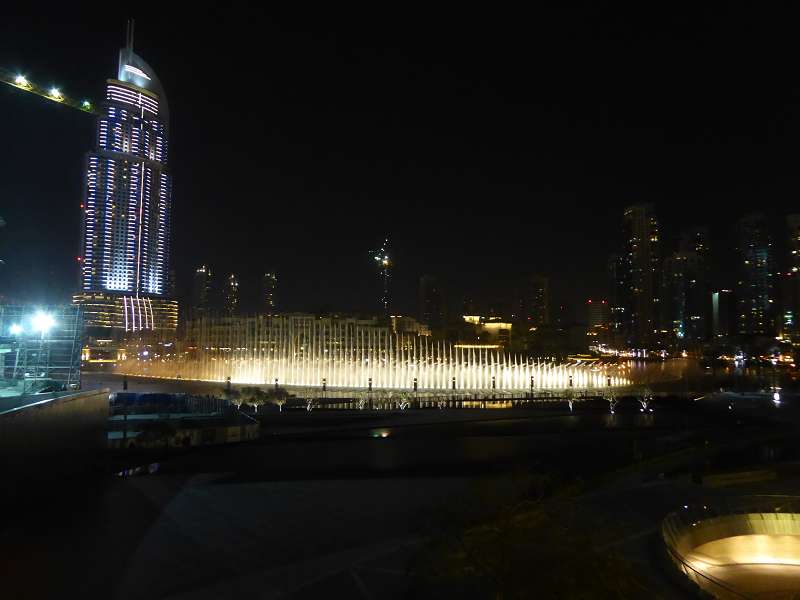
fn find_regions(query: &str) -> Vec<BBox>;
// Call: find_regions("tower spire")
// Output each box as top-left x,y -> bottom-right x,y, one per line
126,18 -> 135,51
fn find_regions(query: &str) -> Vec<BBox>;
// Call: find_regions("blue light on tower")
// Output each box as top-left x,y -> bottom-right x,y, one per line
76,22 -> 176,332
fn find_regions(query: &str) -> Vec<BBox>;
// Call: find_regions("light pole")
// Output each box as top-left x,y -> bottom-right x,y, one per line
31,311 -> 55,391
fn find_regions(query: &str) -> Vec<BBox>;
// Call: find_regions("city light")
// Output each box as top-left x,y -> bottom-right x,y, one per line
81,100 -> 92,110
48,87 -> 63,101
14,74 -> 29,88
9,323 -> 23,335
31,311 -> 55,335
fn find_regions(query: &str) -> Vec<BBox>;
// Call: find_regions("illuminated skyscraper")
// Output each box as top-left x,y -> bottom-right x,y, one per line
619,204 -> 660,347
736,213 -> 773,336
191,265 -> 213,318
780,214 -> 800,333
261,270 -> 277,314
224,274 -> 240,316
74,25 -> 177,333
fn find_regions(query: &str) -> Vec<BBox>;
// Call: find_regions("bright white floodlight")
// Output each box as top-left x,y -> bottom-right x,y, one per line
9,323 -> 23,335
31,311 -> 55,335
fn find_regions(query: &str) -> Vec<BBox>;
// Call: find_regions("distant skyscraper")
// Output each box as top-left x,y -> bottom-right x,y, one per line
224,274 -> 240,316
608,253 -> 628,337
522,275 -> 550,326
780,215 -> 800,333
586,299 -> 610,328
662,251 -> 705,343
191,265 -> 213,318
712,289 -> 735,338
736,213 -> 773,336
261,270 -> 277,314
73,26 -> 177,333
677,226 -> 710,342
620,204 -> 660,346
419,274 -> 447,330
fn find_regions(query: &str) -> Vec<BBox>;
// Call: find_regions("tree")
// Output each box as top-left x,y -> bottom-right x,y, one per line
220,385 -> 241,408
266,386 -> 290,412
240,386 -> 268,412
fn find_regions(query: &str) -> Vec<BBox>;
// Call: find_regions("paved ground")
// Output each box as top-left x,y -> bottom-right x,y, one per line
5,389 -> 800,599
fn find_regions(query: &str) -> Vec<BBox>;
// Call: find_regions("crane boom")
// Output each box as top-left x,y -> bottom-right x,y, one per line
0,67 -> 98,115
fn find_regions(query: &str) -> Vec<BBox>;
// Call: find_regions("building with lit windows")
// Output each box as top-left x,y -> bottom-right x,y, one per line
261,270 -> 277,314
780,214 -> 800,334
191,265 -> 214,318
520,275 -> 550,327
586,299 -> 610,328
613,204 -> 660,347
736,213 -> 773,336
224,274 -> 240,316
73,31 -> 177,335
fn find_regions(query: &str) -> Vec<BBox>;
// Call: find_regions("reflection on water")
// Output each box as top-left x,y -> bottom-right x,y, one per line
624,358 -> 787,393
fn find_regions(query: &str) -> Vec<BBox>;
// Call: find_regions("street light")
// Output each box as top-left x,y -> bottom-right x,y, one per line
9,323 -> 23,336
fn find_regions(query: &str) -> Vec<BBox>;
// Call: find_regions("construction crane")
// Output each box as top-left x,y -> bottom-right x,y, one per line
0,66 -> 98,115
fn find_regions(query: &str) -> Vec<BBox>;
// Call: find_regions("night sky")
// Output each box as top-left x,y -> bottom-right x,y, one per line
0,6 -> 798,316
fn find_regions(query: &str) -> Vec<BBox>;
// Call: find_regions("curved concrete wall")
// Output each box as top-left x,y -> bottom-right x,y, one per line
669,513 -> 800,557
663,506 -> 800,598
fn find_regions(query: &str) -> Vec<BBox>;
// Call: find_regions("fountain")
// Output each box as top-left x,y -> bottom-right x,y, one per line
118,315 -> 630,392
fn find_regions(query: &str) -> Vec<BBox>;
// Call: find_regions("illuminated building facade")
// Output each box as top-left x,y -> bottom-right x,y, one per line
736,213 -> 773,336
261,270 -> 277,314
661,252 -> 704,344
224,274 -> 240,316
586,299 -> 610,328
74,31 -> 177,334
780,214 -> 800,333
191,265 -> 214,318
615,204 -> 661,347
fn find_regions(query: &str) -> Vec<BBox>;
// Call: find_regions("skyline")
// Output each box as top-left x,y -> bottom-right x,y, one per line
1,9 -> 799,315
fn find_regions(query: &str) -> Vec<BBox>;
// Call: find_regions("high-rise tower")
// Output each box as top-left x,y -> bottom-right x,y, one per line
74,23 -> 177,334
736,213 -> 773,336
224,274 -> 240,316
620,204 -> 660,347
261,270 -> 278,314
191,265 -> 213,318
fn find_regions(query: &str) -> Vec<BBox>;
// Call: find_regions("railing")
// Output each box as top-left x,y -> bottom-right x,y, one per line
662,495 -> 800,599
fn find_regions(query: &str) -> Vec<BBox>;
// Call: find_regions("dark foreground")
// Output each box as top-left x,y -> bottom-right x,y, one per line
3,391 -> 800,599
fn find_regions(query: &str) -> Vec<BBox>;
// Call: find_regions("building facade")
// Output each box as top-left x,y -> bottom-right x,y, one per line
616,204 -> 661,347
780,214 -> 800,334
521,275 -> 550,327
712,289 -> 735,339
261,270 -> 277,314
73,35 -> 177,334
224,274 -> 240,316
661,251 -> 705,345
191,265 -> 214,318
736,213 -> 773,336
418,274 -> 447,331
586,299 -> 610,328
